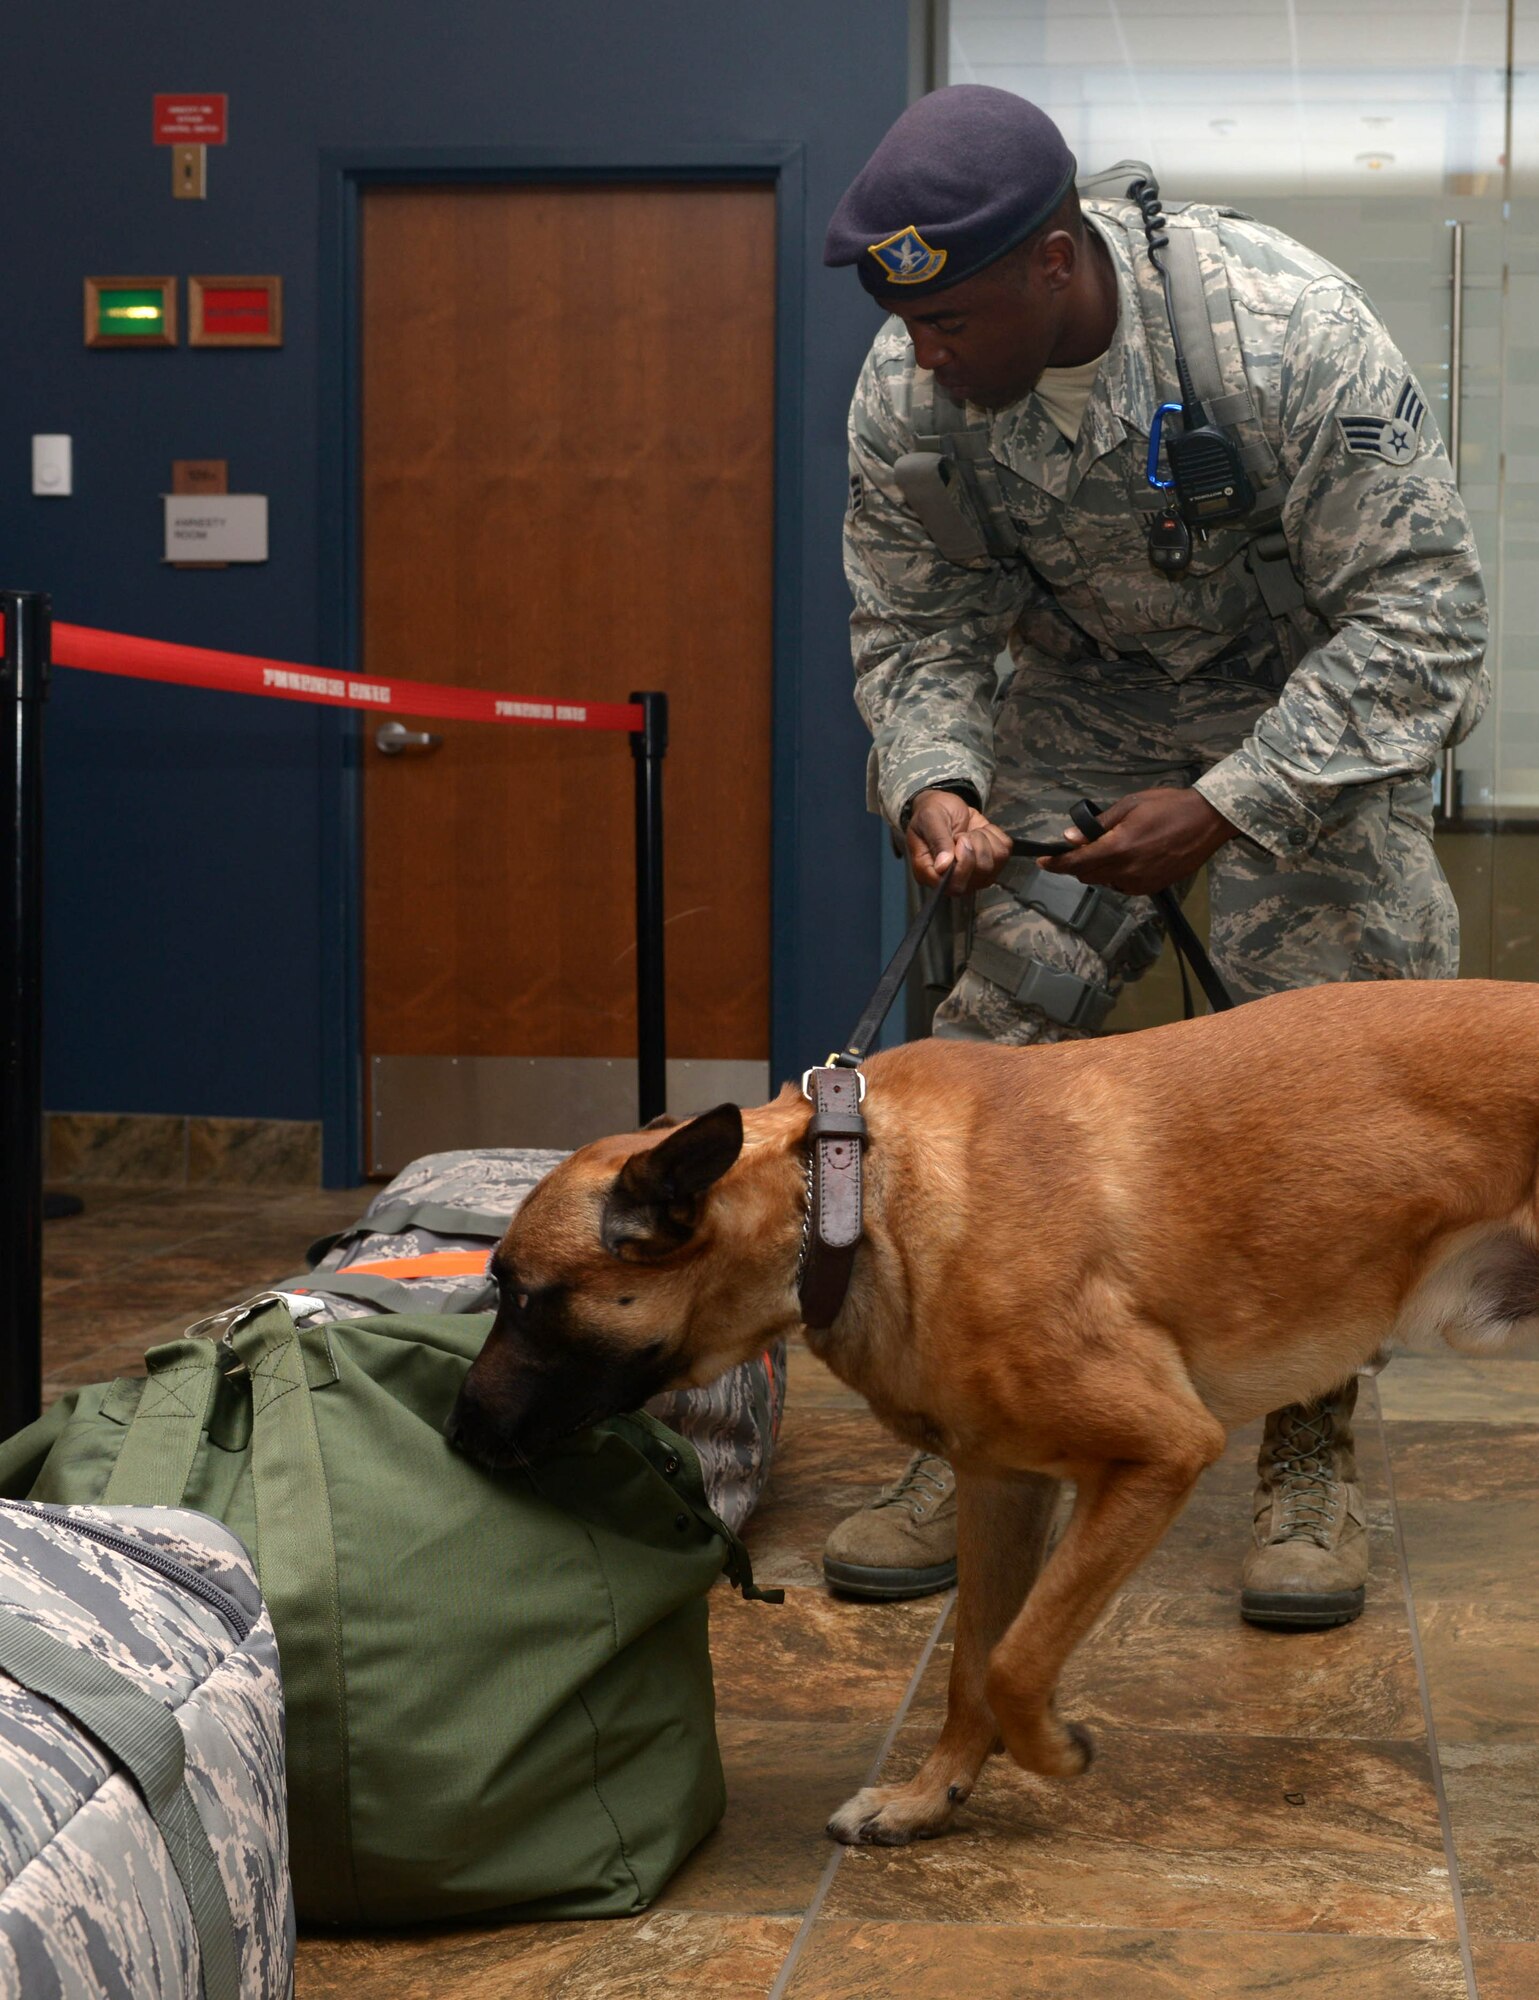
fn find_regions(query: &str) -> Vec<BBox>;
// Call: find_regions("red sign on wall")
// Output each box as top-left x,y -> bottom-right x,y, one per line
153,95 -> 228,144
202,288 -> 270,336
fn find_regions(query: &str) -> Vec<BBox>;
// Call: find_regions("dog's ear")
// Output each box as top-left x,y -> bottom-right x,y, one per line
641,1111 -> 683,1131
601,1103 -> 744,1258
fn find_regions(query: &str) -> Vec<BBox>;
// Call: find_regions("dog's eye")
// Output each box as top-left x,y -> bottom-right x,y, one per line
618,1296 -> 634,1308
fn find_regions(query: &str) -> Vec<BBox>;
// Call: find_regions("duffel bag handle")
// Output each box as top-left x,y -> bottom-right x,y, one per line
225,1298 -> 355,1909
103,1336 -> 226,1508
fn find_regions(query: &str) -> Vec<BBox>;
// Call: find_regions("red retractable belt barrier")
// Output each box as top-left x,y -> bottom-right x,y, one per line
49,621 -> 645,734
1,589 -> 671,1439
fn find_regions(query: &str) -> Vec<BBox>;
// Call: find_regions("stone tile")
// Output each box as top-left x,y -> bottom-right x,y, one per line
1068,1589 -> 1422,1741
294,1911 -> 799,2000
786,1922 -> 1468,1998
1416,1600 -> 1539,1742
40,1188 -> 259,1260
52,1251 -> 291,1314
187,1115 -> 321,1189
707,1584 -> 944,1726
1377,1356 -> 1539,1425
46,1112 -> 186,1184
823,1722 -> 1455,1938
41,1182 -> 143,1215
41,1296 -> 162,1376
1473,1941 -> 1539,1999
908,1580 -> 1422,1743
1397,1498 -> 1539,1600
657,1717 -> 885,1915
1384,1421 -> 1539,1503
1441,1741 -> 1539,1942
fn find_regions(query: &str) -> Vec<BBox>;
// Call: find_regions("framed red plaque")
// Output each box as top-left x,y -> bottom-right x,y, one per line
188,274 -> 283,349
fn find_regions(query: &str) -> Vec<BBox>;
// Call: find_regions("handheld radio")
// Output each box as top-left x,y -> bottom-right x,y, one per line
1128,175 -> 1254,575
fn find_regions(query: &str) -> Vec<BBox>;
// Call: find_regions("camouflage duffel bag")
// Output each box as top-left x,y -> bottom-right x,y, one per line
0,1499 -> 293,1999
279,1147 -> 786,1533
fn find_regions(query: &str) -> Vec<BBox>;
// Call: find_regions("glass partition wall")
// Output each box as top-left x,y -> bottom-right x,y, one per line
944,0 -> 1535,1017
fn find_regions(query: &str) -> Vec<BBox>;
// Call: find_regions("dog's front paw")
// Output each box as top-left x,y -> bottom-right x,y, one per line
826,1781 -> 955,1846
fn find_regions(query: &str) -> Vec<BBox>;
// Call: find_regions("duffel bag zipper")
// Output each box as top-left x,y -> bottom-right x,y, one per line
2,1502 -> 253,1642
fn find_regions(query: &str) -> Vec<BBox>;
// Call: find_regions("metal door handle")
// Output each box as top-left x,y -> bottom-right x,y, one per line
375,721 -> 442,756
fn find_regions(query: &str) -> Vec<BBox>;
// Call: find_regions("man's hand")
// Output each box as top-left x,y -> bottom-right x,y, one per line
1038,787 -> 1239,896
905,788 -> 1013,895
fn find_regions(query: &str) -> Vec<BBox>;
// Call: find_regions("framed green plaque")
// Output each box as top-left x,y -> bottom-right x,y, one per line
84,276 -> 177,348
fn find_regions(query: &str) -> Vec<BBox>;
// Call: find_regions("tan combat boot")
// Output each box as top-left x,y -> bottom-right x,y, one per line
823,1451 -> 957,1600
1241,1379 -> 1368,1628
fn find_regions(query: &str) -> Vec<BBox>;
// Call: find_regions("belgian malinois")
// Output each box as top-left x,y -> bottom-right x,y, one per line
447,979 -> 1539,1845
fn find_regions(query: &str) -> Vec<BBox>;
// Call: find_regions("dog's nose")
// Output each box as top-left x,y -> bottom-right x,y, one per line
443,1389 -> 486,1460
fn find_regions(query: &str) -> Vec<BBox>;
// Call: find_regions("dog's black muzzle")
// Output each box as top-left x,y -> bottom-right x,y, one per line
445,1317 -> 671,1472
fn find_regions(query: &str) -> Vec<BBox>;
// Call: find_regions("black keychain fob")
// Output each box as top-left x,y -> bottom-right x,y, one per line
1147,505 -> 1192,577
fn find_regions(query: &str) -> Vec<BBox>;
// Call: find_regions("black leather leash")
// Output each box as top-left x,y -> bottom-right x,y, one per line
796,797 -> 1233,1330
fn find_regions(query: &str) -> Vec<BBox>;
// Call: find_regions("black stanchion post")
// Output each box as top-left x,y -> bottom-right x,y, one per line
629,691 -> 668,1126
1,591 -> 50,1436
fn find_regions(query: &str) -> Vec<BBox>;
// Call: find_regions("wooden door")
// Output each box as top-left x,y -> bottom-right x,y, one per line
360,182 -> 775,1168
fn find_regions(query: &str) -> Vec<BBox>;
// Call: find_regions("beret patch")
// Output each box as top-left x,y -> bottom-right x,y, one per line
867,226 -> 949,286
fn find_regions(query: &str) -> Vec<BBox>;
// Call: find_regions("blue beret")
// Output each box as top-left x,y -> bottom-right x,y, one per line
825,86 -> 1076,299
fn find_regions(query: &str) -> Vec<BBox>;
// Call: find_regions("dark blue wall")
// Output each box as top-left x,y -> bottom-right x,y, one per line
1,1 -> 908,1158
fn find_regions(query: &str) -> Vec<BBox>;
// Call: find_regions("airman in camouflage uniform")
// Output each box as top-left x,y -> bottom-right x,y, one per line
820,86 -> 1488,1625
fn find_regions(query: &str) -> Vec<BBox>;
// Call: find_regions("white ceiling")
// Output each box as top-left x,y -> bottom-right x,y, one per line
948,0 -> 1514,196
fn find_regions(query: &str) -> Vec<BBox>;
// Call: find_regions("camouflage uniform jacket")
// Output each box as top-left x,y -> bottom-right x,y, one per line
844,199 -> 1490,857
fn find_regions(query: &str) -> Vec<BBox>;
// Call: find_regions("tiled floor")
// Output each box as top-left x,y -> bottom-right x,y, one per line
36,1185 -> 1539,1998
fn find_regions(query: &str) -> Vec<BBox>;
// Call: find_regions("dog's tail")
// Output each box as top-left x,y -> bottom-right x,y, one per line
1396,1224 -> 1539,1357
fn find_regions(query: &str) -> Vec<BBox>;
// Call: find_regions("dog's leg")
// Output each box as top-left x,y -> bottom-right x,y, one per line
827,1469 -> 1059,1846
986,1371 -> 1225,1779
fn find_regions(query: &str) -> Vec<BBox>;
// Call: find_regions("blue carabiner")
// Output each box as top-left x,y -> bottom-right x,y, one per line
1146,402 -> 1181,490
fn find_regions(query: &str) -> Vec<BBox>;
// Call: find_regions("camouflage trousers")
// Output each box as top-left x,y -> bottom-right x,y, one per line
933,654 -> 1459,1045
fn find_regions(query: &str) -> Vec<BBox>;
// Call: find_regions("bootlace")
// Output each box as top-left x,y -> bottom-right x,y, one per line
1268,1409 -> 1340,1544
874,1451 -> 952,1518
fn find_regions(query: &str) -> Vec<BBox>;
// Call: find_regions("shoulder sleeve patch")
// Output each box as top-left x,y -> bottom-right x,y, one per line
1338,378 -> 1426,466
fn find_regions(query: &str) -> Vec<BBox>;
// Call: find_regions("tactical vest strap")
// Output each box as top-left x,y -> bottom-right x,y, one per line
1119,207 -> 1308,635
896,376 -> 1021,564
997,856 -> 1164,972
965,938 -> 1117,1034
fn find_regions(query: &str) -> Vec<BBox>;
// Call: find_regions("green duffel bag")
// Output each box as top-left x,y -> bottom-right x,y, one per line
0,1293 -> 778,1927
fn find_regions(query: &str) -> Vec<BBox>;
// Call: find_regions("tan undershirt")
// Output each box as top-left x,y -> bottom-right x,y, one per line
1032,349 -> 1109,442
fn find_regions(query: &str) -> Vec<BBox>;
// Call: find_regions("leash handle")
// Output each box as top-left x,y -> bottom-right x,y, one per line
1014,798 -> 1233,1016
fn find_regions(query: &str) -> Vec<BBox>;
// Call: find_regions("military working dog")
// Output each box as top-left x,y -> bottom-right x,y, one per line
447,979 -> 1539,1846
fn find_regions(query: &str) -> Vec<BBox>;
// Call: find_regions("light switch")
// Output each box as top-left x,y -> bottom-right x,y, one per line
32,435 -> 72,497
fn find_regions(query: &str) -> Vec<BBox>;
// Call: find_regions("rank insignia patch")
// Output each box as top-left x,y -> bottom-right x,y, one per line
867,226 -> 948,286
848,470 -> 865,515
1338,378 -> 1426,466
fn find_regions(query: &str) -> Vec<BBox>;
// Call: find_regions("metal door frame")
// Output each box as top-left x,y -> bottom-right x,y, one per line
317,145 -> 805,1183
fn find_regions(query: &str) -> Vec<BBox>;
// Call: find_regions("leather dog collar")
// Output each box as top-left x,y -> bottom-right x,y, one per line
796,1065 -> 869,1330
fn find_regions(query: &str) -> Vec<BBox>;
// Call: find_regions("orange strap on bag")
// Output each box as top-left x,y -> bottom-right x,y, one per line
302,1251 -> 492,1284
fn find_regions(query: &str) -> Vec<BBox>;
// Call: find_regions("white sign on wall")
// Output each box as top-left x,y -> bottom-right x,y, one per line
162,493 -> 268,563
